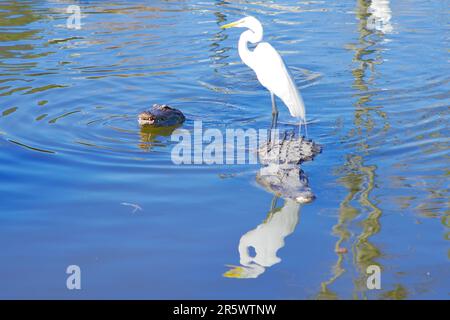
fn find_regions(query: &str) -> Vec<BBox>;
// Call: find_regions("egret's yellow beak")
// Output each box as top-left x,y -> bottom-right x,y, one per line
220,20 -> 240,29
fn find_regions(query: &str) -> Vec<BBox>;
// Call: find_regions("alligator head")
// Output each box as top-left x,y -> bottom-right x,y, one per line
138,104 -> 185,127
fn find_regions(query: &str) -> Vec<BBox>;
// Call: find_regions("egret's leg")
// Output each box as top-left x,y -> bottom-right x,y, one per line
269,196 -> 279,215
304,120 -> 309,139
271,92 -> 278,129
298,118 -> 308,139
305,119 -> 308,139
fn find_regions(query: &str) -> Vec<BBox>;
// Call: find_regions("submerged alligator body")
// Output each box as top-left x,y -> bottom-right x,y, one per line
258,132 -> 322,166
138,104 -> 185,127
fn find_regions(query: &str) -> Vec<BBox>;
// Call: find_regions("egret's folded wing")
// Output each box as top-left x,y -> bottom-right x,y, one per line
253,42 -> 305,119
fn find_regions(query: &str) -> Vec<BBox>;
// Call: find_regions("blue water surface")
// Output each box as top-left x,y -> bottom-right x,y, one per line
0,0 -> 449,299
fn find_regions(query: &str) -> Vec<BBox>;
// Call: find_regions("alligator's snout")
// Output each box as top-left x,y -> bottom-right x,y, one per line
295,192 -> 315,204
138,111 -> 157,126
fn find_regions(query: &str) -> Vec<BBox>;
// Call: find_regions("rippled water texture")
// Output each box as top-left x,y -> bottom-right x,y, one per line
0,0 -> 449,299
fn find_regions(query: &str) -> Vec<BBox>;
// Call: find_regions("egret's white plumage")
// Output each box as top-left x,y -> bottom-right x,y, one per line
250,42 -> 305,119
222,16 -> 307,133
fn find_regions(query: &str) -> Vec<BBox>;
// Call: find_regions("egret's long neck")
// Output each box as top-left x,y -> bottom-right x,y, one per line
238,25 -> 263,69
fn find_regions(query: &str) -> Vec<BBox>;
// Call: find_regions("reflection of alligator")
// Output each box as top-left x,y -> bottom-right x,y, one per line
257,165 -> 315,203
138,126 -> 179,151
257,131 -> 321,202
138,104 -> 185,127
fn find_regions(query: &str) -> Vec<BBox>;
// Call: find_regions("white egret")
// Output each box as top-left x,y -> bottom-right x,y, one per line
221,16 -> 308,136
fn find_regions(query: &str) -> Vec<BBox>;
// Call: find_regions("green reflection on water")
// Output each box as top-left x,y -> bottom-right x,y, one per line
318,0 -> 389,299
380,284 -> 408,300
2,106 -> 18,117
0,1 -> 41,43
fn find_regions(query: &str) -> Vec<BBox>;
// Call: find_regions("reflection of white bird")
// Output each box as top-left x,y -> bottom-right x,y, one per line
221,16 -> 308,136
367,0 -> 393,33
224,199 -> 300,279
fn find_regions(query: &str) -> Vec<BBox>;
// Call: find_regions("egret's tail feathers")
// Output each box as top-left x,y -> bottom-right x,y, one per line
286,99 -> 305,119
